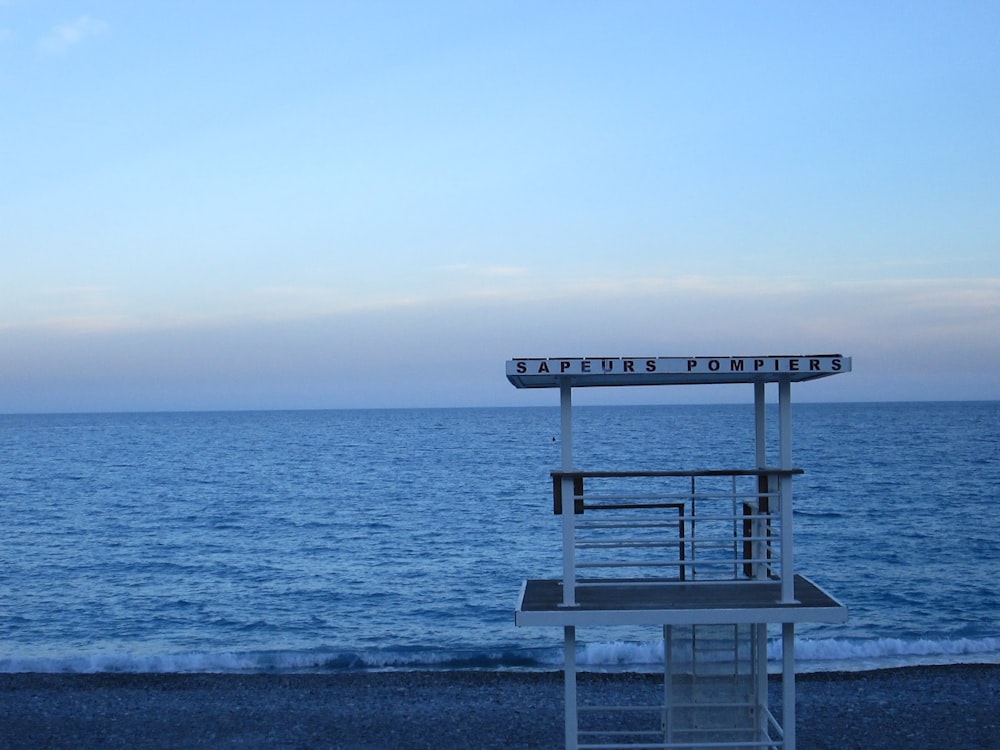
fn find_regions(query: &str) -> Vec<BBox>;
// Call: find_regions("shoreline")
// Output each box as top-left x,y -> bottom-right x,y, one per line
2,664 -> 999,749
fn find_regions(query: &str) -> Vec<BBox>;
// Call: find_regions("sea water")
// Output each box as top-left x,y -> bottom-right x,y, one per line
1,402 -> 998,674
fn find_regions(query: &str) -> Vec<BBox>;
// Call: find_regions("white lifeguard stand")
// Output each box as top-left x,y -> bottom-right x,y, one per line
508,355 -> 851,750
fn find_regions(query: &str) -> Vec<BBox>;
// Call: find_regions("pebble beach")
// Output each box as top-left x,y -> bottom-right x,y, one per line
2,665 -> 998,749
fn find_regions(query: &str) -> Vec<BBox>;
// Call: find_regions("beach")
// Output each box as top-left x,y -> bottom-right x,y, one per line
1,665 -> 998,749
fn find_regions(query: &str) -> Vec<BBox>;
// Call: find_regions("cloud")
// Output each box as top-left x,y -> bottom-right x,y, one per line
442,263 -> 529,278
2,273 -> 998,412
248,285 -> 426,320
37,15 -> 108,54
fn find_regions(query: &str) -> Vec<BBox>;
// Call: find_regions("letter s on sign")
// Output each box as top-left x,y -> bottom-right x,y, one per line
516,361 -> 527,374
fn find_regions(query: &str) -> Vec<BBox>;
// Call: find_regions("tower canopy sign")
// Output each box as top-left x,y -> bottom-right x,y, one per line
506,354 -> 850,388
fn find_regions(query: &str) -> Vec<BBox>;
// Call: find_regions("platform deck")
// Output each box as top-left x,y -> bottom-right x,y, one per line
515,574 -> 847,627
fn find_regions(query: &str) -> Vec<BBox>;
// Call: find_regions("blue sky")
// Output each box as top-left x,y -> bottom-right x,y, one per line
2,2 -> 998,412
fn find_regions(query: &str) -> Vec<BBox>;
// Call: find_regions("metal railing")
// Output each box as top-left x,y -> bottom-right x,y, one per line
551,469 -> 801,590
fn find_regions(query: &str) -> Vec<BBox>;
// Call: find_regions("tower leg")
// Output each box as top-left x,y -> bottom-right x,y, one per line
663,624 -> 672,743
565,625 -> 577,750
782,622 -> 795,750
755,623 -> 768,742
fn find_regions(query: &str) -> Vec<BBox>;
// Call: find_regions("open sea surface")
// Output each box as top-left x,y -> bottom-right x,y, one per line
2,402 -> 998,674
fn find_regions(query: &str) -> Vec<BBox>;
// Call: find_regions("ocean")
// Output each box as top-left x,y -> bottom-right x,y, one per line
1,402 -> 998,674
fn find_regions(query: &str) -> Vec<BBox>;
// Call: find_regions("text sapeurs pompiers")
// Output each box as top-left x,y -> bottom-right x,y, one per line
508,355 -> 851,750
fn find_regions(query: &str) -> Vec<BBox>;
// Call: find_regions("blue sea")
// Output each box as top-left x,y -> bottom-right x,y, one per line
1,402 -> 998,675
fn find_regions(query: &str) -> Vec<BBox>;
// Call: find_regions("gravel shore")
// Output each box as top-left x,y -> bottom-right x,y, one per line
1,665 -> 998,749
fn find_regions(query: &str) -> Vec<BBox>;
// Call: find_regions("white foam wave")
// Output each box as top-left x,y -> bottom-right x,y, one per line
574,635 -> 1000,673
773,636 -> 1000,671
0,651 -> 293,674
3,637 -> 999,674
0,647 -> 559,674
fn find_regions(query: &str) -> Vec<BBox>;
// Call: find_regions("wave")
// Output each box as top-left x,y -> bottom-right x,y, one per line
3,636 -> 999,675
779,635 -> 1000,672
0,647 -> 563,675
547,635 -> 1000,674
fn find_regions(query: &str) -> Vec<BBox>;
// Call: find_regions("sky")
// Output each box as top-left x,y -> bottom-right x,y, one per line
1,2 -> 998,412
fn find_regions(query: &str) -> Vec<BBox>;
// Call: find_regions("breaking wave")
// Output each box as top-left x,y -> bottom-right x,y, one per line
3,636 -> 998,674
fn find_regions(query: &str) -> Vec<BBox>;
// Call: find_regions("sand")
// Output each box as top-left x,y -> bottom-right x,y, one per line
1,665 -> 998,749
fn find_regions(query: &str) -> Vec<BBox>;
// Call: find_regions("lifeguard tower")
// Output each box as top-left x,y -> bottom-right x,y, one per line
508,355 -> 851,750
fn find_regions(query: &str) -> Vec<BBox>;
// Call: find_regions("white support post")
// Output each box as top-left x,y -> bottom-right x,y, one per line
778,380 -> 795,603
560,383 -> 579,750
779,380 -> 796,748
560,382 -> 576,607
560,381 -> 573,469
754,622 -> 768,741
565,625 -> 578,750
663,624 -> 672,742
779,380 -> 791,468
782,621 -> 796,750
754,382 -> 768,582
754,381 -> 766,468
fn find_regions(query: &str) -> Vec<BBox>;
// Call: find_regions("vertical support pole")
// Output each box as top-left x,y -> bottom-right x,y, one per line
560,380 -> 573,468
560,382 -> 576,607
779,379 -> 796,748
754,381 -> 766,468
754,622 -> 768,741
565,626 -> 578,750
782,622 -> 796,750
778,380 -> 791,468
662,624 -> 672,742
778,380 -> 795,603
752,382 -> 769,584
560,381 -> 578,750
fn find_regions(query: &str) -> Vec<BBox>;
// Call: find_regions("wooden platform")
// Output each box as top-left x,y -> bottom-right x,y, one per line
515,575 -> 847,627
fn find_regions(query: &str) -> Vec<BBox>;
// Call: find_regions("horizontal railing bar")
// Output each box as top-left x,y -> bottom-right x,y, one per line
580,540 -> 777,547
578,737 -> 666,745
576,739 -> 782,749
576,579 -> 683,586
575,562 -> 778,570
579,519 -> 773,529
578,522 -> 683,530
576,536 -> 777,546
677,516 -> 775,524
581,731 -> 779,739
578,541 -> 683,549
582,555 -> 778,563
576,558 -> 778,568
576,737 -> 676,747
579,518 -> 774,527
582,503 -> 690,510
578,493 -> 780,502
582,539 -> 776,547
576,525 -> 770,533
576,562 -> 689,568
580,701 -> 758,712
576,546 -> 776,555
585,512 -> 766,518
553,467 -> 802,478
